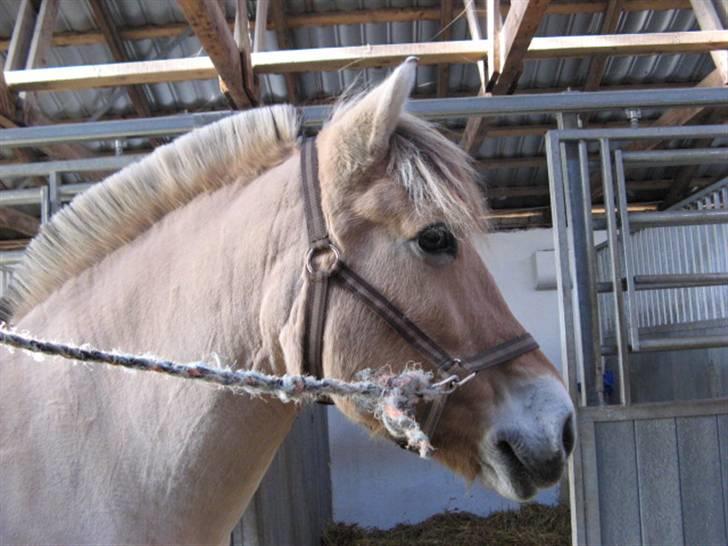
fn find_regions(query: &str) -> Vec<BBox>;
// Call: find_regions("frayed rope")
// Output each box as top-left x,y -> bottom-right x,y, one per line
0,326 -> 470,458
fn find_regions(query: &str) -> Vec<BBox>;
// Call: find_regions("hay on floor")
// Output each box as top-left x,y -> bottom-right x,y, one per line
322,503 -> 570,546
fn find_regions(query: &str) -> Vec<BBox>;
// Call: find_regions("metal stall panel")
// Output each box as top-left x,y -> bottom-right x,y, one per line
579,401 -> 728,546
548,124 -> 728,546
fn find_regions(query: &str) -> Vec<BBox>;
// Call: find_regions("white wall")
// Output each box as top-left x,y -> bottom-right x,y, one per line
327,228 -> 564,529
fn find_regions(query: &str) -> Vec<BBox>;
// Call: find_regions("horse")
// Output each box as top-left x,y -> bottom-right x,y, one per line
0,58 -> 574,543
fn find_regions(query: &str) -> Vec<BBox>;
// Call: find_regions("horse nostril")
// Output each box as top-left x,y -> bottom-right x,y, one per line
562,414 -> 575,457
495,429 -> 566,486
497,439 -> 518,463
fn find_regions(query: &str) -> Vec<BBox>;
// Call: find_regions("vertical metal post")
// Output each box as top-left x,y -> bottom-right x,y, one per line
39,185 -> 50,224
546,128 -> 587,546
557,112 -> 603,406
546,130 -> 582,406
600,139 -> 631,405
614,151 -> 640,353
47,171 -> 60,216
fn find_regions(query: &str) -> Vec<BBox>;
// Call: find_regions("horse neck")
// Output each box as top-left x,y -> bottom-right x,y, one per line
6,154 -> 308,542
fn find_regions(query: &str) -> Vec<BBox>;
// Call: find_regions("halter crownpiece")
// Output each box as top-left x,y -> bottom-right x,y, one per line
298,138 -> 540,444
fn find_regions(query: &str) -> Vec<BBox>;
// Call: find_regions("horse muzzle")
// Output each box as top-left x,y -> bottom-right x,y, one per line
478,376 -> 575,501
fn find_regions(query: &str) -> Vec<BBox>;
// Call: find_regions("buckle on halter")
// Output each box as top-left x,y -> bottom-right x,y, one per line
440,357 -> 462,372
305,240 -> 341,279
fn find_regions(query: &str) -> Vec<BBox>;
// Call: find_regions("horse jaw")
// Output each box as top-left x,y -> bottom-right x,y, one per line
476,375 -> 575,501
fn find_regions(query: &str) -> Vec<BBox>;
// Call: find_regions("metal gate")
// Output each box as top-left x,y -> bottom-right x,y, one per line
547,121 -> 728,545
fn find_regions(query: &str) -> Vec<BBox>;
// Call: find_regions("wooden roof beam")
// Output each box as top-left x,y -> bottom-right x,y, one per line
493,0 -> 553,93
628,0 -> 727,154
583,0 -> 623,90
0,206 -> 40,236
2,2 -> 103,183
5,0 -> 35,71
26,0 -> 60,71
269,0 -> 299,103
462,0 -> 552,155
689,0 -> 728,84
6,32 -> 728,91
233,0 -> 258,105
436,0 -> 455,97
88,0 -> 153,120
0,1 -> 695,52
177,0 -> 252,109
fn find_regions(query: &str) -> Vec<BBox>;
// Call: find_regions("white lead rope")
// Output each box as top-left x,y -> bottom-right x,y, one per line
0,326 -> 473,458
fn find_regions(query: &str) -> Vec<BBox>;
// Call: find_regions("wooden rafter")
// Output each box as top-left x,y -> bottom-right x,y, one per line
465,0 -> 487,92
1,2 -> 103,184
26,0 -> 60,70
487,0 -> 503,83
628,68 -> 724,152
494,0 -> 552,93
462,0 -> 552,155
0,207 -> 40,236
5,31 -> 728,91
254,0 -> 270,54
233,0 -> 258,104
583,0 -> 623,90
177,0 -> 252,109
627,0 -> 727,155
0,1 -> 695,52
624,1 -> 726,161
88,0 -> 153,120
436,0 -> 455,97
269,0 -> 299,102
689,0 -> 728,84
5,0 -> 35,71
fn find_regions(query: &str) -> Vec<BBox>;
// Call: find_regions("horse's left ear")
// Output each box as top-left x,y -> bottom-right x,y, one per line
318,57 -> 417,180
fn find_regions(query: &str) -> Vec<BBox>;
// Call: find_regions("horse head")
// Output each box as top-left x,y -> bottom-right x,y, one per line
307,58 -> 575,500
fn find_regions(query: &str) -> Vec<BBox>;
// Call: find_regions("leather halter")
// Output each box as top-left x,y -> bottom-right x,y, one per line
299,138 -> 539,443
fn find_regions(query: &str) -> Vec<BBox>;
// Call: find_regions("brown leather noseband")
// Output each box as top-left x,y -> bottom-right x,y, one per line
299,138 -> 539,443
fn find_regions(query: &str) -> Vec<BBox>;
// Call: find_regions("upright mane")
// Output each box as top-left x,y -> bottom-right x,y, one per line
7,105 -> 301,320
7,96 -> 483,322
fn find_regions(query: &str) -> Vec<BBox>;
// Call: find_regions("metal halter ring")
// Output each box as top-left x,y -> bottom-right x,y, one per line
305,241 -> 341,279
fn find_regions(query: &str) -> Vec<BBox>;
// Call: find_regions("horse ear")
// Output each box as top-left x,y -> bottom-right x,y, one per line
320,57 -> 417,175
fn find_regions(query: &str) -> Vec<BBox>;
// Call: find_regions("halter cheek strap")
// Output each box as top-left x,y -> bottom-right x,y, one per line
298,138 -> 539,443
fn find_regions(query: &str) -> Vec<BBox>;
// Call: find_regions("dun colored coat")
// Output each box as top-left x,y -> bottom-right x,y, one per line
0,59 -> 574,543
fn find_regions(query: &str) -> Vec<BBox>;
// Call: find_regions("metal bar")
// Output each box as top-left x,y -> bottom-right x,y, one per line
600,138 -> 631,405
621,147 -> 728,167
545,130 -> 585,407
580,396 -> 728,422
0,154 -> 144,177
573,133 -> 604,406
39,186 -> 49,224
59,183 -> 91,200
0,187 -> 44,206
1,87 -> 728,148
603,334 -> 728,353
556,123 -> 728,142
559,112 -> 603,406
593,209 -> 728,229
0,113 -> 232,148
596,273 -> 728,292
614,150 -> 640,352
545,127 -> 590,546
47,171 -> 60,215
0,251 -> 25,265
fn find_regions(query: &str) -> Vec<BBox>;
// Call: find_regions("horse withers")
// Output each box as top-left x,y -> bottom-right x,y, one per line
0,58 -> 574,543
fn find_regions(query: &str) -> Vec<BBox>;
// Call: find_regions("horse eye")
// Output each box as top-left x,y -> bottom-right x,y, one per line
416,223 -> 457,256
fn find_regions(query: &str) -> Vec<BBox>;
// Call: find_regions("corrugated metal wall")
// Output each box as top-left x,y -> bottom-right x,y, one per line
596,179 -> 728,403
